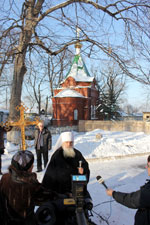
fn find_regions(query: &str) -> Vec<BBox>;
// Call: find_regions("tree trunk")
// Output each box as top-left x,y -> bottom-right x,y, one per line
7,0 -> 45,143
9,54 -> 27,120
7,54 -> 27,143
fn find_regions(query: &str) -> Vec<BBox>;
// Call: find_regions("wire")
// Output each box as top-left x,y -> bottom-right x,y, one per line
92,198 -> 115,224
94,199 -> 114,208
92,209 -> 109,225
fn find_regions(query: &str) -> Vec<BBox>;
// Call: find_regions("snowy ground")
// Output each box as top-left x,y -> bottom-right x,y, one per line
2,129 -> 150,225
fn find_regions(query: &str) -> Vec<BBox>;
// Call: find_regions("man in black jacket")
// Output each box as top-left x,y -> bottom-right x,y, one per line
106,155 -> 150,225
34,121 -> 51,172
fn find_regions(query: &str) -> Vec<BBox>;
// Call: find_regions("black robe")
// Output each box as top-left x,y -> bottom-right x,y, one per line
42,147 -> 90,195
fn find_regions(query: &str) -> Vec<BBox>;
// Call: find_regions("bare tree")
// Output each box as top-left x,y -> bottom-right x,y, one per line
0,67 -> 13,109
0,1 -> 149,120
23,49 -> 72,114
24,61 -> 47,115
122,104 -> 140,115
44,50 -> 72,97
94,61 -> 126,120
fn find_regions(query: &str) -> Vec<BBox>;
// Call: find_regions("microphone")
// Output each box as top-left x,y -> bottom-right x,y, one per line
96,175 -> 108,189
79,160 -> 82,168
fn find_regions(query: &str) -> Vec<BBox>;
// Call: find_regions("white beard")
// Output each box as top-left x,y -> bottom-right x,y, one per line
62,146 -> 76,158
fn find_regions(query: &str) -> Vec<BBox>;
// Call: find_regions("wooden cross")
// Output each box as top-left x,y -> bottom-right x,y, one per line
4,103 -> 40,151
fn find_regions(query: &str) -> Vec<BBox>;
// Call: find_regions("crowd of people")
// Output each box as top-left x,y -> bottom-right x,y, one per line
0,123 -> 95,225
0,122 -> 150,225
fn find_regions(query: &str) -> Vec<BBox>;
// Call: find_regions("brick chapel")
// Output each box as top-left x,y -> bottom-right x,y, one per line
52,42 -> 99,126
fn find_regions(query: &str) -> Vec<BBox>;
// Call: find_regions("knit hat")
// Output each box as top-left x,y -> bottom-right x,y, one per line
11,150 -> 34,171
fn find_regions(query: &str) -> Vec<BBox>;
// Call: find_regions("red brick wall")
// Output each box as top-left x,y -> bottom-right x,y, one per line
52,120 -> 78,126
61,77 -> 92,88
74,87 -> 90,97
61,77 -> 76,87
76,81 -> 92,86
52,77 -> 99,125
54,87 -> 98,103
52,97 -> 85,119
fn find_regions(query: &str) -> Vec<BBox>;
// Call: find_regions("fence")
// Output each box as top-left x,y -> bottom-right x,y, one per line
78,120 -> 150,134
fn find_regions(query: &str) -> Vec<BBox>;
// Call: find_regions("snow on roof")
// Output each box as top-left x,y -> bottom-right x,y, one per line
132,112 -> 143,117
67,63 -> 94,82
54,85 -> 91,91
117,111 -> 128,117
54,89 -> 85,98
63,54 -> 94,83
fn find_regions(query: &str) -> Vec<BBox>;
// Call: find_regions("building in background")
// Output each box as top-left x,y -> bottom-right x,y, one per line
52,42 -> 99,126
143,112 -> 150,122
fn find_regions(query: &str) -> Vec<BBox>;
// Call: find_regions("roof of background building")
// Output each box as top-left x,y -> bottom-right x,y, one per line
61,54 -> 94,83
54,88 -> 85,98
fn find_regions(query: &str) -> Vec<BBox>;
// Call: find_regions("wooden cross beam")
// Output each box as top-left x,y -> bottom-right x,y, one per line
5,103 -> 40,151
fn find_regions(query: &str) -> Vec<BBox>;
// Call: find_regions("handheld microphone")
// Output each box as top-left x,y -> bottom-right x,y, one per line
96,175 -> 108,189
79,160 -> 82,168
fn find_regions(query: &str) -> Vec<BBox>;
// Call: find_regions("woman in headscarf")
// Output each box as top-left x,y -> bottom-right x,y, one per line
0,150 -> 58,225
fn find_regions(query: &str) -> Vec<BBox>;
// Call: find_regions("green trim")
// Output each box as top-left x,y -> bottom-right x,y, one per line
65,54 -> 91,79
73,55 -> 80,64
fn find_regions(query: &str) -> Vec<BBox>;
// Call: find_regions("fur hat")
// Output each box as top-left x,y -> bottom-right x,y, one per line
11,150 -> 34,171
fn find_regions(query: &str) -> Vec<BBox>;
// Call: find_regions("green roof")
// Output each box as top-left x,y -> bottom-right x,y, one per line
65,54 -> 92,79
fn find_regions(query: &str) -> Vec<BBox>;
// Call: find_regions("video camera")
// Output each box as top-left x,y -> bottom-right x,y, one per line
71,175 -> 89,225
72,175 -> 87,210
35,175 -> 93,225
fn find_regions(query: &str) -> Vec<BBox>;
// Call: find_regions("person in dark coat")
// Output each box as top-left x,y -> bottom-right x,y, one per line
42,131 -> 97,225
0,150 -> 58,225
0,124 -> 12,175
42,131 -> 90,196
42,131 -> 94,225
34,121 -> 52,172
106,155 -> 150,225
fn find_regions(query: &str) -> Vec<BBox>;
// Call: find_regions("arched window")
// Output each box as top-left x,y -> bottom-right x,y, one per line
74,109 -> 78,120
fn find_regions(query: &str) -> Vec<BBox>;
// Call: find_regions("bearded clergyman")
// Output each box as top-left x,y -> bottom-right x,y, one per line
42,131 -> 96,225
42,131 -> 90,196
